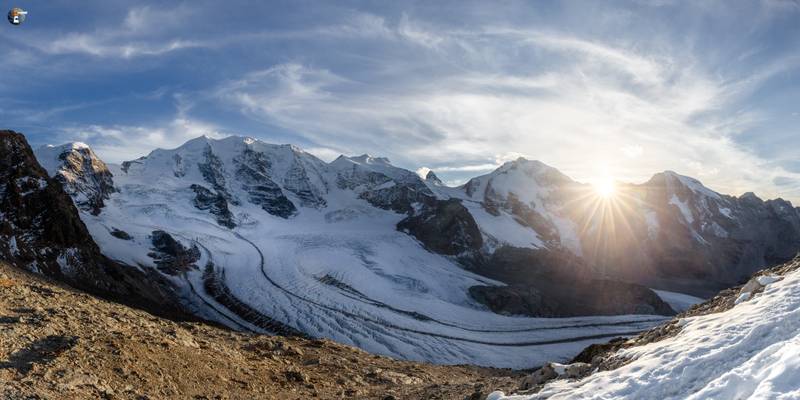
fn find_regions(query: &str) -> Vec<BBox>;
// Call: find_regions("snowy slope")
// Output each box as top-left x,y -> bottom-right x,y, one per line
35,136 -> 663,369
441,158 -> 585,255
493,261 -> 800,399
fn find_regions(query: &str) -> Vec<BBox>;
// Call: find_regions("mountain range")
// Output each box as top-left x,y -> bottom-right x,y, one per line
3,129 -> 800,369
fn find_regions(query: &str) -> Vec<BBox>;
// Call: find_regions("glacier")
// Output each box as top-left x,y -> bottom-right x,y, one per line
35,135 -> 667,369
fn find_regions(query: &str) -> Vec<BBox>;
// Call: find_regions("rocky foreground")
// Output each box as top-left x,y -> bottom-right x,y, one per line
0,261 -> 521,400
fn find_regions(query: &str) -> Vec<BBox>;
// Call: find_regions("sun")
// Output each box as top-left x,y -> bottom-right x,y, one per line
593,178 -> 616,198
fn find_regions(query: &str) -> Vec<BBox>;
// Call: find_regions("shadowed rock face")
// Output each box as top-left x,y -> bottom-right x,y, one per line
147,230 -> 201,275
398,199 -> 483,256
233,148 -> 297,218
473,246 -> 592,285
190,184 -> 236,228
470,279 -> 675,317
0,130 -> 185,319
198,144 -> 237,205
466,242 -> 674,317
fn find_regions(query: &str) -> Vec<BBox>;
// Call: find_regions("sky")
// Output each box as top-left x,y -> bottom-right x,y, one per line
2,0 -> 800,201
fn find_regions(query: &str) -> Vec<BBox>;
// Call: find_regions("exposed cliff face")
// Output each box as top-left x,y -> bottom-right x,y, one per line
397,198 -> 483,257
34,142 -> 115,215
0,130 -> 183,318
190,184 -> 236,228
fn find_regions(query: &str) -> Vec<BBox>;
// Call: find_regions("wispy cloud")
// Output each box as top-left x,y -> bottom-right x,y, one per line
208,21 -> 800,199
7,1 -> 800,201
53,112 -> 227,163
28,5 -> 209,59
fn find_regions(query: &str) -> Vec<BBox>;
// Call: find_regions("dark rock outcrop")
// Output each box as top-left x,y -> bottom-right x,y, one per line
110,228 -> 132,240
470,279 -> 675,317
332,155 -> 437,214
425,170 -> 443,186
360,182 -> 436,214
198,144 -> 238,205
147,230 -> 201,275
398,199 -> 483,256
190,184 -> 236,228
474,246 -> 591,285
234,148 -> 297,218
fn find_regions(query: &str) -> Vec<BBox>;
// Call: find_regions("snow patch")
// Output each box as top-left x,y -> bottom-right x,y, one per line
8,236 -> 19,256
644,210 -> 659,238
653,289 -> 704,313
757,275 -> 781,286
669,194 -> 694,224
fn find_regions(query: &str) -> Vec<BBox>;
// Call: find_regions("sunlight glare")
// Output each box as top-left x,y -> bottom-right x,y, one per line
594,178 -> 616,198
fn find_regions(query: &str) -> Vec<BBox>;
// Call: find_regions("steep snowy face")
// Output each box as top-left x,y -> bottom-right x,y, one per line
34,142 -> 116,215
453,158 -> 586,255
119,135 -> 330,221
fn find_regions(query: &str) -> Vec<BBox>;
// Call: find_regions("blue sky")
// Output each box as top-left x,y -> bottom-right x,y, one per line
2,0 -> 800,200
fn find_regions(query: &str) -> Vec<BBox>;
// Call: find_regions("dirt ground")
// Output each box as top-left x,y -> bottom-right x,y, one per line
0,262 -> 522,400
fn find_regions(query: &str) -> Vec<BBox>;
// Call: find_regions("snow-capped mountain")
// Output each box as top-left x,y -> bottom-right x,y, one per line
431,157 -> 800,297
27,134 -> 668,368
35,141 -> 115,215
0,130 -> 182,315
598,171 -> 800,296
27,132 -> 800,367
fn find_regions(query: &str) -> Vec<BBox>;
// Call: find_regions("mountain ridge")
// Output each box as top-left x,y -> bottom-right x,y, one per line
34,133 -> 800,298
25,131 -> 671,368
4,127 -> 798,369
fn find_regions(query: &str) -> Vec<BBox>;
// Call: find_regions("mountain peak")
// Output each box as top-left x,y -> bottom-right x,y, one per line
647,170 -> 722,200
498,157 -> 550,171
425,170 -> 443,185
42,141 -> 90,152
351,154 -> 392,166
35,142 -> 102,177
